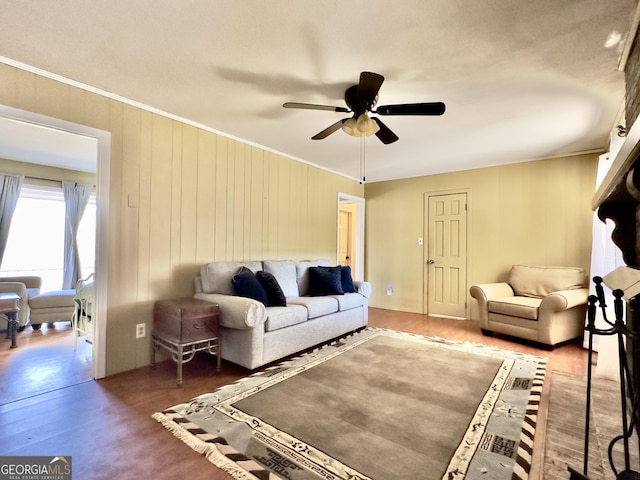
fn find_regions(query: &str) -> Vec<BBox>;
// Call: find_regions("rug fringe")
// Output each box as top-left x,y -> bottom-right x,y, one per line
152,412 -> 260,480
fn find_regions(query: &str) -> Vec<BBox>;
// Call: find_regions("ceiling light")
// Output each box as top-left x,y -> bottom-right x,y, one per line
342,114 -> 380,137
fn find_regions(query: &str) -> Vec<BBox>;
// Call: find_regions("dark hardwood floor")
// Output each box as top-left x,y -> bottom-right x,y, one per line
0,309 -> 591,479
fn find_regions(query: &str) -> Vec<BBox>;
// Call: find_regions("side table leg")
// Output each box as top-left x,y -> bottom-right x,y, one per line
177,344 -> 183,386
216,342 -> 221,373
151,336 -> 158,369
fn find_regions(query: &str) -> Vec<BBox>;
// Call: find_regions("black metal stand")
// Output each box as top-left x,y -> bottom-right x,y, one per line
569,276 -> 640,479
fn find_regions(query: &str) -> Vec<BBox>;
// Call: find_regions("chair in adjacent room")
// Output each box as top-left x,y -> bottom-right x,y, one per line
0,276 -> 42,329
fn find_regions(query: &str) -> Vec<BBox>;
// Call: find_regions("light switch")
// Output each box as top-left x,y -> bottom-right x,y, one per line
418,237 -> 423,245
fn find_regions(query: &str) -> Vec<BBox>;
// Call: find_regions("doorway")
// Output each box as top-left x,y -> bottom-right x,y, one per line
337,193 -> 365,281
0,104 -> 110,380
424,192 -> 468,318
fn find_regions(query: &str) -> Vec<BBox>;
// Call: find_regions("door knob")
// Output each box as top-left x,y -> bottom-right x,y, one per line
427,259 -> 435,264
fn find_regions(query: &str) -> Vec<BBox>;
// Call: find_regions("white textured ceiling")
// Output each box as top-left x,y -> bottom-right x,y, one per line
0,1 -> 638,182
0,116 -> 98,173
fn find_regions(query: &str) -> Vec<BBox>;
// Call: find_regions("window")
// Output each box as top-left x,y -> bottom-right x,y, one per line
0,183 -> 96,292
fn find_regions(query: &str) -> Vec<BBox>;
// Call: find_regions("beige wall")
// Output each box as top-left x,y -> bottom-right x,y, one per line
0,63 -> 364,375
365,154 -> 598,315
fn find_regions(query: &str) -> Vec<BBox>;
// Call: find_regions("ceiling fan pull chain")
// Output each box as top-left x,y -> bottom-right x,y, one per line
360,136 -> 366,184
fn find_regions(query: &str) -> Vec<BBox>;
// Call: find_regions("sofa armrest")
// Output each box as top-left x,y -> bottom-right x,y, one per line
194,276 -> 203,294
353,281 -> 371,298
194,293 -> 266,330
540,288 -> 589,313
469,283 -> 515,303
469,283 -> 514,324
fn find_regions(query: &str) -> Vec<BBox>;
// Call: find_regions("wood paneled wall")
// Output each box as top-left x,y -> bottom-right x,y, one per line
0,63 -> 363,375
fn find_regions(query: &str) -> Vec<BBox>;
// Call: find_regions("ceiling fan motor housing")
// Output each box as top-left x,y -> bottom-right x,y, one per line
344,85 -> 378,115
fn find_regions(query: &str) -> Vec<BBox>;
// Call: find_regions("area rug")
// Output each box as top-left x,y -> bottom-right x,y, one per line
153,328 -> 547,480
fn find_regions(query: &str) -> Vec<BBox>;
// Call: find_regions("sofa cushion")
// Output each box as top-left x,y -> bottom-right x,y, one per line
296,260 -> 331,296
488,297 -> 542,320
232,267 -> 268,306
340,266 -> 356,293
331,292 -> 366,311
509,265 -> 585,298
287,296 -> 339,319
256,271 -> 287,307
264,260 -> 299,297
309,266 -> 344,296
264,304 -> 308,332
201,261 -> 262,295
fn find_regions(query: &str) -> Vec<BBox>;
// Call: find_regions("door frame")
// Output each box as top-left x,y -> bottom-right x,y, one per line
0,104 -> 110,379
423,188 -> 470,318
337,193 -> 365,281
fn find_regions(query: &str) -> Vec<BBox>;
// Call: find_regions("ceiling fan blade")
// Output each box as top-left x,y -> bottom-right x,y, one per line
372,117 -> 399,144
375,102 -> 446,116
283,102 -> 350,113
311,119 -> 348,140
356,72 -> 385,105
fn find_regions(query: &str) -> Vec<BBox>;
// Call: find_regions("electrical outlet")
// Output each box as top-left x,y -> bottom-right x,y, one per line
386,285 -> 393,296
136,323 -> 146,339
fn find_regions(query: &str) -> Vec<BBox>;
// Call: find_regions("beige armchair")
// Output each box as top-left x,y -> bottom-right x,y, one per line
0,276 -> 42,328
469,265 -> 588,348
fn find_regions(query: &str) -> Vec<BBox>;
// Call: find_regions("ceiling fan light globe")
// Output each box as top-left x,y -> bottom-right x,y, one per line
342,115 -> 380,138
342,118 -> 359,136
356,113 -> 372,133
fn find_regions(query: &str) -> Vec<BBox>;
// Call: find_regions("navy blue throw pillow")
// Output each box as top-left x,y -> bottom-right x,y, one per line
256,270 -> 287,307
309,266 -> 344,296
232,267 -> 268,306
339,266 -> 356,293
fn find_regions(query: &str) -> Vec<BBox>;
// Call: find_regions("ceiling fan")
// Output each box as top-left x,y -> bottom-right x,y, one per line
283,71 -> 445,144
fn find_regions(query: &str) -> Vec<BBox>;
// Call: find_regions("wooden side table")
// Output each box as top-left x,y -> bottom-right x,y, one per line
0,292 -> 20,348
151,297 -> 221,385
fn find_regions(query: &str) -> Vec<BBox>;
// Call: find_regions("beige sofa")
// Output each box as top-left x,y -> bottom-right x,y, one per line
194,259 -> 371,369
469,265 -> 589,348
0,276 -> 42,328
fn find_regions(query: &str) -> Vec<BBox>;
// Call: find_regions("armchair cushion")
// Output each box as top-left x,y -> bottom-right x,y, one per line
509,265 -> 585,298
488,297 -> 541,320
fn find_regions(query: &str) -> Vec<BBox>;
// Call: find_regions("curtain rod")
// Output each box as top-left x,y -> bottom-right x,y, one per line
25,175 -> 96,188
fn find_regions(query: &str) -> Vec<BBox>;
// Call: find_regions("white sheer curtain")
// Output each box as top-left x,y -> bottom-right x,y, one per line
0,174 -> 24,267
589,151 -> 625,379
62,181 -> 92,289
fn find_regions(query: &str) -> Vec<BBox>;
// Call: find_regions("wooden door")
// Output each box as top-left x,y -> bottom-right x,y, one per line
425,193 -> 468,318
338,209 -> 352,267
